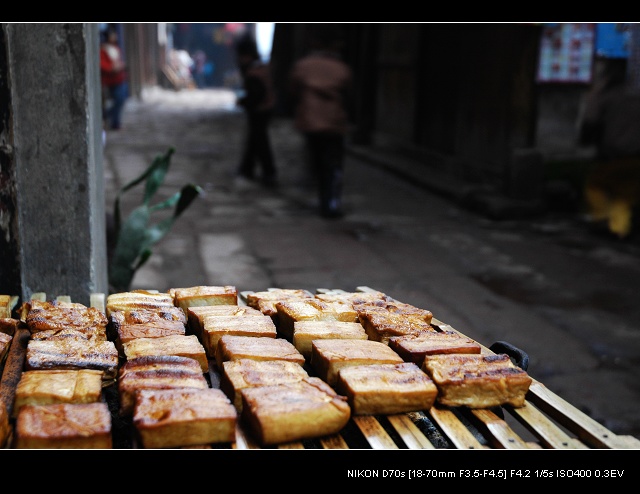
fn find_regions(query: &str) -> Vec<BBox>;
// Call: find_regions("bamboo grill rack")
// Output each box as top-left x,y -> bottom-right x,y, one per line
1,288 -> 639,450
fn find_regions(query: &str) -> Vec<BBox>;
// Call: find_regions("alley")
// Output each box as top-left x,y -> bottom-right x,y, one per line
102,86 -> 640,441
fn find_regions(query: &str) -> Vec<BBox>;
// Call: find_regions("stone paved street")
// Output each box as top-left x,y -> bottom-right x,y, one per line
102,86 -> 640,442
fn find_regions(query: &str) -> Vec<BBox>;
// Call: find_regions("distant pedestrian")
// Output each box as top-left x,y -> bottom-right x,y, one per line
234,34 -> 277,187
100,25 -> 128,131
579,58 -> 640,239
289,24 -> 353,219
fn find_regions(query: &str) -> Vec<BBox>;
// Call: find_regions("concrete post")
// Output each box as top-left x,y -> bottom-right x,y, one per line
4,23 -> 108,305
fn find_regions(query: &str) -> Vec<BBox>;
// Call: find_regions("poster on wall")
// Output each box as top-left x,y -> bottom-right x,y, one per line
537,23 -> 596,84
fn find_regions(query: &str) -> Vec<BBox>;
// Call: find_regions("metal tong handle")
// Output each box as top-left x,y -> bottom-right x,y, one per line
489,340 -> 530,371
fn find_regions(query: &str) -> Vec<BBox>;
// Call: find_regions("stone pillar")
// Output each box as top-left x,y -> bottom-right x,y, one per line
3,23 -> 107,306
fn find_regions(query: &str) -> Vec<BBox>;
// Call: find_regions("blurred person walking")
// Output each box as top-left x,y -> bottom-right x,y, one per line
289,24 -> 353,219
579,58 -> 640,239
235,34 -> 278,187
100,25 -> 128,131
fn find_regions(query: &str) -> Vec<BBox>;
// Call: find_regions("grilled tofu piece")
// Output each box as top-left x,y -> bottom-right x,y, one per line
422,353 -> 533,408
110,307 -> 187,354
335,362 -> 438,415
388,331 -> 482,366
314,290 -> 390,306
221,358 -> 309,412
215,335 -> 305,371
241,377 -> 351,446
0,331 -> 12,364
0,318 -> 20,337
14,402 -> 112,449
275,299 -> 358,340
201,315 -> 277,358
356,309 -> 435,345
245,288 -> 315,318
12,369 -> 104,417
0,294 -> 14,318
118,355 -> 209,416
105,290 -> 175,318
25,333 -> 119,381
292,320 -> 368,361
310,339 -> 404,387
355,300 -> 434,322
187,305 -> 263,340
133,388 -> 237,448
170,285 -> 238,316
122,334 -> 209,373
22,300 -> 108,339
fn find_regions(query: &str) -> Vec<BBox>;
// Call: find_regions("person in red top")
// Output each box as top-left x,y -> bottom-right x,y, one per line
100,26 -> 128,130
289,24 -> 353,218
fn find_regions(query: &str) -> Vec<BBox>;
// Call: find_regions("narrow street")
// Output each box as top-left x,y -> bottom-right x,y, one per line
103,86 -> 640,441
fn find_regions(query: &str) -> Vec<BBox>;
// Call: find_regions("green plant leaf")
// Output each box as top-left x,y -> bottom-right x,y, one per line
113,147 -> 175,235
107,148 -> 202,293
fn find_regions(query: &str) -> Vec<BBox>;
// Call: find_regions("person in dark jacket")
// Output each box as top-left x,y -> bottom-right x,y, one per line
235,35 -> 277,187
289,24 -> 353,218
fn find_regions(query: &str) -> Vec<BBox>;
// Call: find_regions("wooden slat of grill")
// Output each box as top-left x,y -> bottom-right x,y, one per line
469,408 -> 537,449
526,381 -> 640,449
428,406 -> 487,449
387,414 -> 435,449
506,400 -> 588,449
353,415 -> 399,449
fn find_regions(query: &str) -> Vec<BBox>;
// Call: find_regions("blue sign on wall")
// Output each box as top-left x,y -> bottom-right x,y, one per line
595,23 -> 630,58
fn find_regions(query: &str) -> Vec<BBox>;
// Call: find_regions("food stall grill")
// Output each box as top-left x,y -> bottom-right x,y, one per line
1,288 -> 638,450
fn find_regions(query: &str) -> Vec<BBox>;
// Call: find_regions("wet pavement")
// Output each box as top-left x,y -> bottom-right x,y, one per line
102,86 -> 640,442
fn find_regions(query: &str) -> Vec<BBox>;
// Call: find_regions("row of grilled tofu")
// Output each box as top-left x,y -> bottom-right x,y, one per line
0,286 -> 533,449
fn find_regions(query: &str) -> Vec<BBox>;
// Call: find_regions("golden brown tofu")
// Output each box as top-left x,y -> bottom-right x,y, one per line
0,317 -> 20,337
133,388 -> 237,448
23,300 -> 108,339
15,402 -> 112,449
110,306 -> 187,334
13,369 -> 104,417
187,304 -> 263,339
110,307 -> 187,355
215,334 -> 305,371
292,320 -> 368,361
0,294 -> 14,319
201,315 -> 277,357
0,331 -> 12,364
422,353 -> 533,408
357,309 -> 435,344
171,285 -> 238,316
105,290 -> 175,318
25,335 -> 119,381
118,355 -> 209,416
276,299 -> 358,340
314,290 -> 390,306
241,377 -> 351,446
310,339 -> 404,387
388,331 -> 482,366
336,362 -> 438,415
245,289 -> 315,317
122,334 -> 209,373
221,358 -> 309,412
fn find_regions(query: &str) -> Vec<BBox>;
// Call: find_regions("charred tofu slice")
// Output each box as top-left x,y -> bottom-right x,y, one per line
422,353 -> 532,408
335,362 -> 438,415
